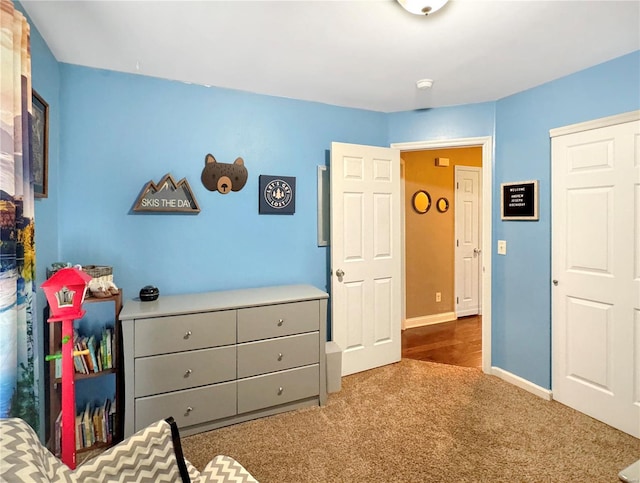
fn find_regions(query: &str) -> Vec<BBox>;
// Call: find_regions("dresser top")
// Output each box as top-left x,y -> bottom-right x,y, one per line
120,284 -> 328,320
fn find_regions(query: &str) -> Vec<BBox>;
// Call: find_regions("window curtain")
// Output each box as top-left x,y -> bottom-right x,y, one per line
0,0 -> 39,431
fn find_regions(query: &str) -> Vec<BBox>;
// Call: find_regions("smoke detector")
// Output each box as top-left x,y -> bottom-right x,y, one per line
416,79 -> 434,90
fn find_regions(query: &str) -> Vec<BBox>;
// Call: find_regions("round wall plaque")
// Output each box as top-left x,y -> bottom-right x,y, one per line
412,190 -> 431,214
436,197 -> 449,213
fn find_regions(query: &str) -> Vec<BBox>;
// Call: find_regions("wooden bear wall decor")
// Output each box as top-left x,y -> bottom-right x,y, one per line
200,153 -> 248,194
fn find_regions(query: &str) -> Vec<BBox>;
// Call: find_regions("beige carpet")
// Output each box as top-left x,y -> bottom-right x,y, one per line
181,359 -> 639,483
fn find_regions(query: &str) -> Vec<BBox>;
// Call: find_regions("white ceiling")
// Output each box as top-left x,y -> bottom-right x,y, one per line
21,0 -> 640,113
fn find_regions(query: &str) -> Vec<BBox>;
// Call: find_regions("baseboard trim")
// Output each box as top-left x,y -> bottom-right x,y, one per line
491,367 -> 552,401
404,312 -> 457,329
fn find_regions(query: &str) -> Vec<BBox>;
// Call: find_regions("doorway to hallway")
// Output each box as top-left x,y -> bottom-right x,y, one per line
392,136 -> 493,374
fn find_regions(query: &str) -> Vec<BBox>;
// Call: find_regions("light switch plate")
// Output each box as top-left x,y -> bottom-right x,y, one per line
497,240 -> 507,255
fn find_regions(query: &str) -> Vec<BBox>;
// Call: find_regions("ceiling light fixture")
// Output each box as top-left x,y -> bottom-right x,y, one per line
397,0 -> 449,16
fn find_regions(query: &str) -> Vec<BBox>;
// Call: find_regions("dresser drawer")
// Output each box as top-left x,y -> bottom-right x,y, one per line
135,381 -> 236,432
134,310 -> 236,357
237,332 -> 319,378
237,301 -> 319,342
134,346 -> 236,397
237,364 -> 319,414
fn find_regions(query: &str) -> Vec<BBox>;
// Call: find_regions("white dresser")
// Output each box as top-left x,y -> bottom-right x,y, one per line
120,284 -> 328,437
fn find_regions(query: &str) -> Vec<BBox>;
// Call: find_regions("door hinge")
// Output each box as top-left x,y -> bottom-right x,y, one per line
456,239 -> 459,247
456,297 -> 459,304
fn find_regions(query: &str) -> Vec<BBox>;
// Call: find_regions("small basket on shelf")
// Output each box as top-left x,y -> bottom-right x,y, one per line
82,265 -> 118,298
82,265 -> 112,279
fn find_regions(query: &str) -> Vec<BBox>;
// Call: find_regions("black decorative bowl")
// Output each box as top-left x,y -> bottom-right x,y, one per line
139,285 -> 159,301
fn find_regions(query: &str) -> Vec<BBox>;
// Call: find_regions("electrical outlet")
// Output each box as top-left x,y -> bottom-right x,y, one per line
436,292 -> 442,302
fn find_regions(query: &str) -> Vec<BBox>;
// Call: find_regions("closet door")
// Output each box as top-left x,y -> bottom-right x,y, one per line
551,113 -> 639,437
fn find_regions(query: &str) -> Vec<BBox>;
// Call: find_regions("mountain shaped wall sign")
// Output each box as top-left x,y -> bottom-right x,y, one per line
133,173 -> 200,213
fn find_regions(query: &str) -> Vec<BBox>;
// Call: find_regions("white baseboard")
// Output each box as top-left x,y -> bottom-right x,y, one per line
403,312 -> 457,329
491,366 -> 552,401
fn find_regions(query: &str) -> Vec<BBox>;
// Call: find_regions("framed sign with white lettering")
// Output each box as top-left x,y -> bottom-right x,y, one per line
501,180 -> 538,221
133,173 -> 200,213
259,175 -> 296,215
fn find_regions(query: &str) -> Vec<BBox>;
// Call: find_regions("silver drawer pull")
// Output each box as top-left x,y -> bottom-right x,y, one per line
184,369 -> 192,377
186,406 -> 193,414
277,387 -> 284,395
277,318 -> 284,326
184,330 -> 192,339
277,353 -> 283,361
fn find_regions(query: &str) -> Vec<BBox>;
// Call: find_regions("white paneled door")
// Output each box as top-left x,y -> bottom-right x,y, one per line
330,142 -> 401,376
551,113 -> 640,437
455,166 -> 481,317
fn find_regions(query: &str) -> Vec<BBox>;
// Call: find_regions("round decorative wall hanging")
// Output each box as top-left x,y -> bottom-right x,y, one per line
412,190 -> 431,214
436,197 -> 449,213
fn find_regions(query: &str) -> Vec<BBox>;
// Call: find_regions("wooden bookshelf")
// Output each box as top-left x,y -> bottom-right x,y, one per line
45,290 -> 123,455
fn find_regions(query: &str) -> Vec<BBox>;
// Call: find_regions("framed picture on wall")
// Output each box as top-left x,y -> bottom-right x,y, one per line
259,175 -> 296,215
32,89 -> 49,198
501,180 -> 539,220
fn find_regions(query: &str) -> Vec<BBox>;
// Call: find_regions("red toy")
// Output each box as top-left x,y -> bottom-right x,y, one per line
42,267 -> 92,469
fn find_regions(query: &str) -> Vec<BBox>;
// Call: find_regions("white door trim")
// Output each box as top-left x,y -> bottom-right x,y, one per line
391,136 -> 493,374
550,109 -> 640,137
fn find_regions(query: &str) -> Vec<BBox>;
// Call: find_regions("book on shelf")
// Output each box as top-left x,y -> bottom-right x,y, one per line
74,339 -> 88,375
71,330 -> 85,375
104,328 -> 113,369
57,397 -> 116,453
75,413 -> 83,451
108,398 -> 116,443
92,405 -> 102,444
62,329 -> 115,376
54,411 -> 62,456
87,335 -> 99,373
81,337 -> 94,373
82,402 -> 93,448
100,334 -> 107,370
95,342 -> 103,372
104,398 -> 112,444
54,358 -> 62,379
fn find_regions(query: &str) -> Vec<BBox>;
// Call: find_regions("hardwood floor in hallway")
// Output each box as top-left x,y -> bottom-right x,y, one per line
401,315 -> 482,369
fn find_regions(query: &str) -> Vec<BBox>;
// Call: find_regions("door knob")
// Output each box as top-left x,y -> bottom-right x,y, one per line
473,248 -> 482,255
336,269 -> 345,278
553,280 -> 559,286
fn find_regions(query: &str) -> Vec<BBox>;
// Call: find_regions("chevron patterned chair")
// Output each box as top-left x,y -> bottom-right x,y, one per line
0,417 -> 258,482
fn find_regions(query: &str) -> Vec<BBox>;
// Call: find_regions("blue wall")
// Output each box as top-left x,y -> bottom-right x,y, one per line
492,51 -> 640,388
57,65 -> 387,299
387,102 -> 496,143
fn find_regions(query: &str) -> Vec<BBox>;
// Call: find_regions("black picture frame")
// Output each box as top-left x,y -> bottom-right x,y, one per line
32,89 -> 49,198
501,180 -> 539,220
